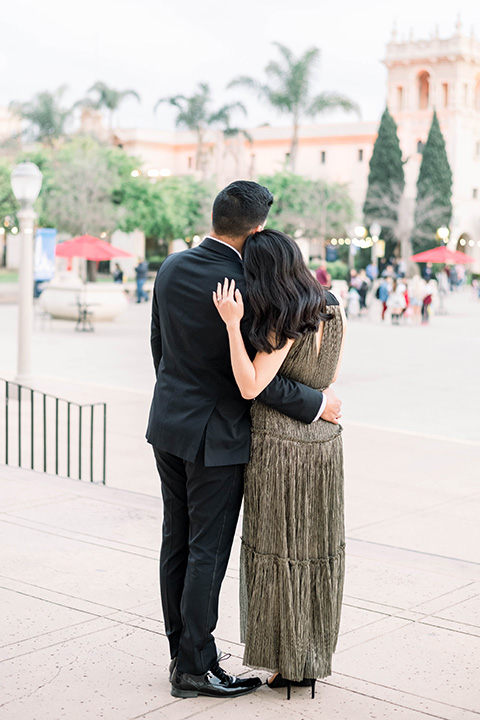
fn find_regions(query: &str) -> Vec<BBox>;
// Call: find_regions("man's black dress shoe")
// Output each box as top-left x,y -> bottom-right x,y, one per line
170,662 -> 262,698
168,648 -> 228,683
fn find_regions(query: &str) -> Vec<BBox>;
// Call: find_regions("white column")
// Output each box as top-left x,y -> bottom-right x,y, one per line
16,207 -> 36,384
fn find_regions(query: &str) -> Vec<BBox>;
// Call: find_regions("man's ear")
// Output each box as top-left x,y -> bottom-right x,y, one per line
252,223 -> 265,233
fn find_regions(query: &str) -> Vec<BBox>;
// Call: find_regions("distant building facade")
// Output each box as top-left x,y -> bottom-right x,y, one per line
110,24 -> 480,268
1,24 -> 479,268
385,20 -> 480,265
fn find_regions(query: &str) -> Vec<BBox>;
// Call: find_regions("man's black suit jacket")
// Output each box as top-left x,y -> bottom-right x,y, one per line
146,237 -> 323,466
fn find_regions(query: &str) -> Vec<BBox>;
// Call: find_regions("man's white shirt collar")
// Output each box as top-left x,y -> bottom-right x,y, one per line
206,235 -> 242,260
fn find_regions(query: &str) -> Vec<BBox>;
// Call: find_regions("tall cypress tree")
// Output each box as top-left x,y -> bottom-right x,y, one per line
363,107 -> 405,259
411,111 -> 453,254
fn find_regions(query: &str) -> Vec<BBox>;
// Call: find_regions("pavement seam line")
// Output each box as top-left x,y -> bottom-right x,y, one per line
346,537 -> 480,569
0,510 -> 160,552
324,678 -> 475,719
0,516 -> 158,559
343,420 -> 480,447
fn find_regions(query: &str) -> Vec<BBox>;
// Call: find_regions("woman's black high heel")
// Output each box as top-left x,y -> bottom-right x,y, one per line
266,673 -> 317,699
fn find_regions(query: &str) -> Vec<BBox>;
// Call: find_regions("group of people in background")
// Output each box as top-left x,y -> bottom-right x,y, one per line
112,259 -> 149,303
316,256 -> 469,326
359,261 -> 437,325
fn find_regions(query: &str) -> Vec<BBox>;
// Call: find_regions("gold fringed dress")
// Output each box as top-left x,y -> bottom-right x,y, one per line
240,303 -> 345,682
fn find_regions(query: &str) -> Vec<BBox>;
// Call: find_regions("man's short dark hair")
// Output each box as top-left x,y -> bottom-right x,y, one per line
212,181 -> 274,237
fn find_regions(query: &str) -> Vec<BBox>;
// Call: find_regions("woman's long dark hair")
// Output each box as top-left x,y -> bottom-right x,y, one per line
243,229 -> 333,353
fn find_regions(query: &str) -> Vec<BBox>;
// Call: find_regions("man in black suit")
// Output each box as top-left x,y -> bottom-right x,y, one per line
147,181 -> 341,698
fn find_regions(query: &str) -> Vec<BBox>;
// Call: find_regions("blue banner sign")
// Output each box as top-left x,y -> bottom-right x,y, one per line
34,228 -> 57,281
326,245 -> 338,262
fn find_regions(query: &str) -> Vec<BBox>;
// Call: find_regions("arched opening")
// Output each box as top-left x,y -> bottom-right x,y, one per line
397,86 -> 403,110
457,233 -> 472,253
475,76 -> 480,110
418,71 -> 430,110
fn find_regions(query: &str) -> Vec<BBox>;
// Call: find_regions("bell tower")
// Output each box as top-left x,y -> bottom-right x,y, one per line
383,21 -> 480,260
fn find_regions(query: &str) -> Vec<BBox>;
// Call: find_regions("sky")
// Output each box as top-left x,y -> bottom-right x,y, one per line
1,0 -> 479,132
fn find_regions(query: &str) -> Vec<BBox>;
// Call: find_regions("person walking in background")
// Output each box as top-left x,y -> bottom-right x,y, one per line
422,279 -> 436,324
135,258 -> 149,303
378,277 -> 391,321
381,263 -> 395,279
213,229 -> 346,700
456,265 -> 466,288
316,261 -> 331,289
387,279 -> 407,325
346,283 -> 361,318
365,261 -> 378,283
354,269 -> 369,312
422,262 -> 433,282
113,263 -> 124,284
408,275 -> 424,324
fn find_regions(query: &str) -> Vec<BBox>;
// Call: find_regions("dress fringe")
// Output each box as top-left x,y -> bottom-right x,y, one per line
240,431 -> 345,682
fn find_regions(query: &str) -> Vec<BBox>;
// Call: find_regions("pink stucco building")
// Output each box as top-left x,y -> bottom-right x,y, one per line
112,24 -> 480,268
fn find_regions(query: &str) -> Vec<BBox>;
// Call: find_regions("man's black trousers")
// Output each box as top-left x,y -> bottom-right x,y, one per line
153,446 -> 244,676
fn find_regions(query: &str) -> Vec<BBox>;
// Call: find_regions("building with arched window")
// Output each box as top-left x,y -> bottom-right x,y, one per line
113,23 -> 480,268
384,20 -> 480,267
5,23 -> 479,270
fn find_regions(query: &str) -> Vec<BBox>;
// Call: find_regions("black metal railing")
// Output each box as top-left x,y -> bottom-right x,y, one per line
1,379 -> 106,484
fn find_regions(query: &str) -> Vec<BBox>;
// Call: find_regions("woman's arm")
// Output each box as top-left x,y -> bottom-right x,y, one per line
213,278 -> 293,400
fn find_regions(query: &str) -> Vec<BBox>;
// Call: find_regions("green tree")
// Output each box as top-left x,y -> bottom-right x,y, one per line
213,106 -> 253,177
43,136 -> 121,237
15,146 -> 59,228
83,82 -> 141,128
0,162 -> 18,223
363,107 -> 405,259
229,43 -> 359,172
11,136 -> 212,268
154,83 -> 246,176
259,172 -> 354,255
149,176 -> 212,242
112,159 -> 212,245
9,86 -> 72,145
411,111 -> 453,254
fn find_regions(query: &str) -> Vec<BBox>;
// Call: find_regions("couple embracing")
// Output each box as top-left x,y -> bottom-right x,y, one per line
146,181 -> 346,700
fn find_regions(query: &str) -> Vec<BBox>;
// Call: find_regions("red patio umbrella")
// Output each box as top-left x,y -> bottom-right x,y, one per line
410,246 -> 475,264
55,234 -> 134,261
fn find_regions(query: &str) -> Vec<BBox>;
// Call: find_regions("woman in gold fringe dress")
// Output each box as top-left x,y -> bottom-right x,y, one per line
213,229 -> 346,700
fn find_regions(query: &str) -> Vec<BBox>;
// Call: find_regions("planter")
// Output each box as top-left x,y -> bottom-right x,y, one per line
39,275 -> 128,321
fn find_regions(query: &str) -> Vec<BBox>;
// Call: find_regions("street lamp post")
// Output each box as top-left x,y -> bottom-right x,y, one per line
11,162 -> 43,384
436,226 -> 450,316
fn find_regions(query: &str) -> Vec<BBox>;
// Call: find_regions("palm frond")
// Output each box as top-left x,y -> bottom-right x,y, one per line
272,42 -> 294,66
308,92 -> 360,117
153,96 -> 186,114
227,76 -> 268,99
73,97 -> 101,112
121,89 -> 141,103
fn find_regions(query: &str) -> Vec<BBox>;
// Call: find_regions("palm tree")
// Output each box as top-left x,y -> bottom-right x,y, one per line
154,83 -> 246,176
228,43 -> 360,172
84,82 -> 140,128
211,107 -> 253,178
9,85 -> 72,145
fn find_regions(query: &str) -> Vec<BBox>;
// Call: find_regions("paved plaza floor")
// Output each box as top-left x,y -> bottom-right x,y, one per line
0,286 -> 479,719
